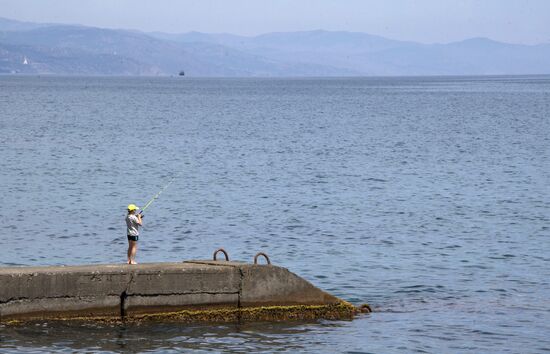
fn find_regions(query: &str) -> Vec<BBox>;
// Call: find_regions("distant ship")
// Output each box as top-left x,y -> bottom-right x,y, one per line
179,70 -> 185,76
23,56 -> 29,65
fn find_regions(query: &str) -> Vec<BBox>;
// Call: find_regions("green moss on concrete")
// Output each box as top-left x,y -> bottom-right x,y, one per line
240,302 -> 356,322
3,302 -> 359,325
126,301 -> 356,323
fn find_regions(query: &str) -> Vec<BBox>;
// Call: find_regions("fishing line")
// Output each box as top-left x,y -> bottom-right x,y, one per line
140,171 -> 182,213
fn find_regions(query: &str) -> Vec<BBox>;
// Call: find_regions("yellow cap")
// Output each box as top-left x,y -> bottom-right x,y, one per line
127,204 -> 138,211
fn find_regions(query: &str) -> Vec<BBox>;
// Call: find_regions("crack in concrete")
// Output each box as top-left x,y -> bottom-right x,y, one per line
125,271 -> 136,294
0,291 -> 240,306
120,291 -> 127,320
237,266 -> 244,324
125,291 -> 239,297
120,270 -> 137,320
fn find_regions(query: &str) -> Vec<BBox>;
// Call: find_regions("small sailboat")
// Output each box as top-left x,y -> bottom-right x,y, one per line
23,56 -> 29,65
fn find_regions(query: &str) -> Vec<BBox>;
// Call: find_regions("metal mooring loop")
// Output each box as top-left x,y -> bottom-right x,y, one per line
213,248 -> 229,261
254,252 -> 271,265
359,303 -> 372,313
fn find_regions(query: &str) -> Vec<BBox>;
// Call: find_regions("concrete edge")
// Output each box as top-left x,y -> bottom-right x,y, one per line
0,261 -> 367,323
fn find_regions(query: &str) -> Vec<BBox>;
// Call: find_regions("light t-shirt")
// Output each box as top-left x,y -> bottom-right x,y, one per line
126,214 -> 140,236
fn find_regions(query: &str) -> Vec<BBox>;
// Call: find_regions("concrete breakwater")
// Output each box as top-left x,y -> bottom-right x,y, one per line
0,256 -> 363,323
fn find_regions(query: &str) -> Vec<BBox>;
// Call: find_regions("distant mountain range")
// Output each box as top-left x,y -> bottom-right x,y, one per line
1,17 -> 549,76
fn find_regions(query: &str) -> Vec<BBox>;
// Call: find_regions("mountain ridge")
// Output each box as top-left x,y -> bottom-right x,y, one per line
1,17 -> 549,76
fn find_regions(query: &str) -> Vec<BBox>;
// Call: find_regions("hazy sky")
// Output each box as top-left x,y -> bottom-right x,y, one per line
1,0 -> 549,44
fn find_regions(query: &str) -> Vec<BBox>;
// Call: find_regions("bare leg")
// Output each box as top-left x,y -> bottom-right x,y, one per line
130,241 -> 138,264
127,241 -> 132,264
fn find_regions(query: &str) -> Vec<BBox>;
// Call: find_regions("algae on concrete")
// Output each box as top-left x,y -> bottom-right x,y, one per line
0,261 -> 367,324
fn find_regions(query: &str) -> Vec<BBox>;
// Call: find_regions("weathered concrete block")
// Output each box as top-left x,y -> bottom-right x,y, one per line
183,261 -> 341,307
125,293 -> 240,316
0,260 -> 355,323
239,264 -> 340,307
0,262 -> 241,321
0,266 -> 130,300
0,296 -> 121,319
124,266 -> 240,296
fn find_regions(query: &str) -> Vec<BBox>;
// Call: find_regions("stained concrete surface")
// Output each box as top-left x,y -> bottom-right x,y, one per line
0,261 -> 352,322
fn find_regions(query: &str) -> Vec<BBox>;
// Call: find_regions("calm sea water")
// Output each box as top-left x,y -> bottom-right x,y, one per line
0,76 -> 549,353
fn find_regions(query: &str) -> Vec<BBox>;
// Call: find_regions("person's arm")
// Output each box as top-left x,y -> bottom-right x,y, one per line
136,213 -> 143,226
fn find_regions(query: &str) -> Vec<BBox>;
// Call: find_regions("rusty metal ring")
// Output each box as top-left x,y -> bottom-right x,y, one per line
359,303 -> 372,313
254,252 -> 271,265
213,248 -> 229,261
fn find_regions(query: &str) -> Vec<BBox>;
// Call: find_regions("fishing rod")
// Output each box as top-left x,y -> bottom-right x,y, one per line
139,172 -> 181,215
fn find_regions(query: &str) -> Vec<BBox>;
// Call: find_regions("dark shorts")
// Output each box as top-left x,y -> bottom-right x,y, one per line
127,235 -> 139,242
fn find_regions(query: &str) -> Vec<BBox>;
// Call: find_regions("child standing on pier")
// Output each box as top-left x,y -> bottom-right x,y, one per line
126,204 -> 142,265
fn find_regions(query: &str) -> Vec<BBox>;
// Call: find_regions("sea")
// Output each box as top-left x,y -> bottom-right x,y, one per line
0,75 -> 549,353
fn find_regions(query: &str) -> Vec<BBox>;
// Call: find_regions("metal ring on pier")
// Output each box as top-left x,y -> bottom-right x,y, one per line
254,252 -> 271,265
213,248 -> 229,261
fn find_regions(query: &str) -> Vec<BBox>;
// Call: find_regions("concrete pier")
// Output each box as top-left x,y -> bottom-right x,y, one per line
0,260 -> 357,323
